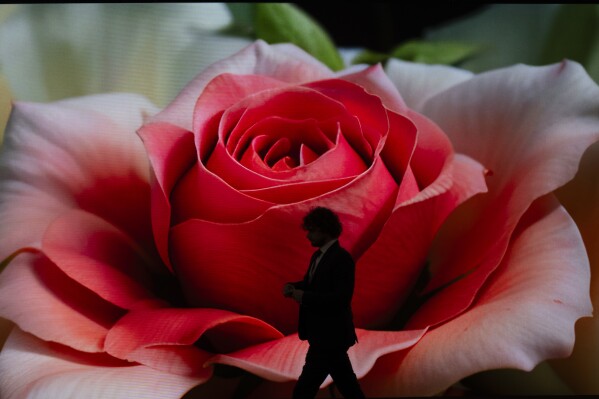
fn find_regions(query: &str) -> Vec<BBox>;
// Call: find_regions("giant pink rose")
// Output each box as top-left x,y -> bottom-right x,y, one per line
0,41 -> 597,398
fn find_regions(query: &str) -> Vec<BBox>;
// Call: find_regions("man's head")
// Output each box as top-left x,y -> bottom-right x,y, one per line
302,207 -> 342,247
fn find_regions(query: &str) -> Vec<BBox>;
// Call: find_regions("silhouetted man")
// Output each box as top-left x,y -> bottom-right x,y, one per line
283,207 -> 365,399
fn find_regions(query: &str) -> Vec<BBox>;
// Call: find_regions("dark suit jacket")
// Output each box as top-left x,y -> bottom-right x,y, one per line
291,241 -> 358,349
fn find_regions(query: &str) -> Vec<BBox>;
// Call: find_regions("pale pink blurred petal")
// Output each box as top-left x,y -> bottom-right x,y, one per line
410,60 -> 599,328
0,328 -> 204,399
0,251 -> 122,353
0,94 -> 157,260
362,197 -> 592,396
385,59 -> 474,112
426,61 -> 599,198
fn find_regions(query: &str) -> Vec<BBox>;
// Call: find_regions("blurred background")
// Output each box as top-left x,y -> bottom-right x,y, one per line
2,3 -> 596,110
298,3 -> 489,51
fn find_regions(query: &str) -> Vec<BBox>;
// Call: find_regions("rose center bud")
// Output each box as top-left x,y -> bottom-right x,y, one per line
229,117 -> 336,173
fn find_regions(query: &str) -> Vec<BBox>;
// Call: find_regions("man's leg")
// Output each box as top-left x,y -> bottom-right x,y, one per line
329,348 -> 365,399
293,346 -> 330,399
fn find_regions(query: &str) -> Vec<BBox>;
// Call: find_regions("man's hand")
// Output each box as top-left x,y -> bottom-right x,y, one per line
282,283 -> 295,298
282,284 -> 304,303
291,289 -> 304,304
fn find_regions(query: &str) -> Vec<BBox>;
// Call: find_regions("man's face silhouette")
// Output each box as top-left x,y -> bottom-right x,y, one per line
305,226 -> 330,248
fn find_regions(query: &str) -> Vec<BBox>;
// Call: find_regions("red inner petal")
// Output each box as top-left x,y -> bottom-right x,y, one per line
305,78 -> 391,157
263,137 -> 292,167
240,177 -> 354,204
206,116 -> 369,191
138,122 -> 198,270
233,117 -> 333,165
170,163 -> 273,224
217,87 -> 377,165
300,143 -> 319,165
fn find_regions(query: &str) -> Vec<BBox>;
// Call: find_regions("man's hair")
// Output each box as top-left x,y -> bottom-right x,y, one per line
302,207 -> 343,238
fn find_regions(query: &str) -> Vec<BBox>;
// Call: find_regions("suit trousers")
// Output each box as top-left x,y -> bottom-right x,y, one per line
292,344 -> 365,399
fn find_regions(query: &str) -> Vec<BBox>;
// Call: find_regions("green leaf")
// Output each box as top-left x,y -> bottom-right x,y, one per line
254,3 -> 344,71
423,5 -> 560,73
391,40 -> 481,65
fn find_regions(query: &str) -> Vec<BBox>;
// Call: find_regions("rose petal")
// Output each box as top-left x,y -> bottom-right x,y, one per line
207,328 -> 426,385
237,132 -> 366,204
0,251 -> 123,353
0,94 -> 156,260
152,40 -> 333,131
264,137 -> 293,169
354,153 -> 487,328
406,110 -> 455,189
169,162 -> 273,224
305,77 -> 392,157
105,307 -> 282,376
0,328 -> 205,399
379,197 -> 592,396
378,111 -> 418,185
137,122 -> 199,268
240,177 -> 355,205
413,60 -> 599,327
220,87 -> 373,162
385,59 -> 474,113
170,215 -> 307,335
42,209 -> 165,310
360,106 -> 458,324
338,63 -> 409,114
193,73 -> 290,145
426,61 -> 599,199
